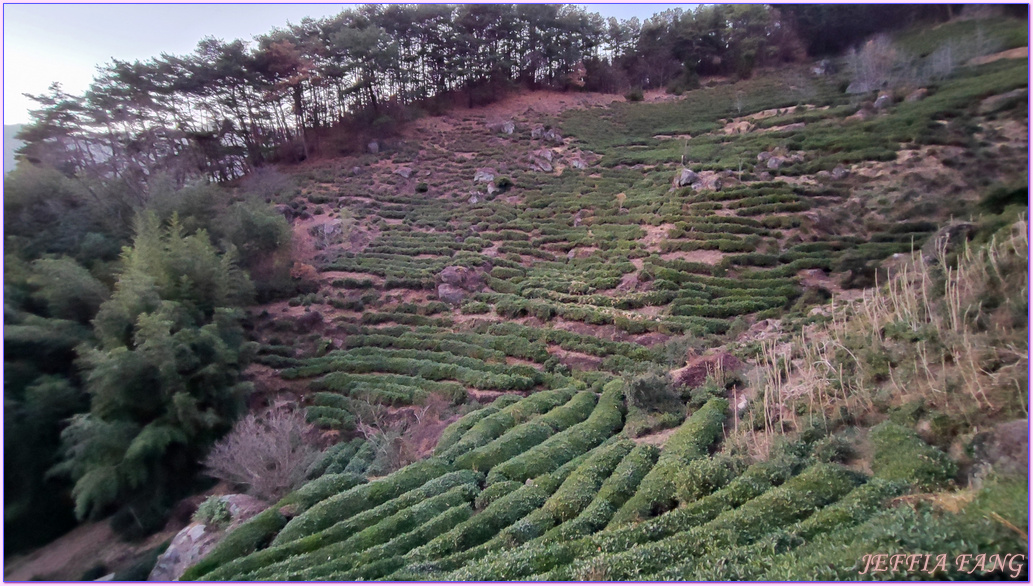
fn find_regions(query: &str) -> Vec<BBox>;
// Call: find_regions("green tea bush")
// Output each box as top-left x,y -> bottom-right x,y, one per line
272,458 -> 452,545
475,481 -> 523,510
207,470 -> 480,580
608,397 -> 728,528
245,483 -> 479,580
870,421 -> 957,491
439,388 -> 576,461
434,395 -> 521,455
308,504 -> 474,580
485,381 -> 625,483
542,443 -> 659,543
561,464 -> 859,580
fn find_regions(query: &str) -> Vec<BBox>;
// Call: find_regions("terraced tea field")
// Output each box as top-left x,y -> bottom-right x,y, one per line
187,23 -> 1027,581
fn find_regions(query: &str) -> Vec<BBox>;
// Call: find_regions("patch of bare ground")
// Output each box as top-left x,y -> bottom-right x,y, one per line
968,46 -> 1028,66
632,426 -> 679,448
550,317 -> 628,342
630,331 -> 671,347
660,249 -> 726,265
640,223 -> 676,252
4,519 -> 182,581
320,270 -> 383,283
466,388 -> 528,402
547,344 -> 605,371
450,312 -> 503,328
505,356 -> 544,369
245,363 -> 312,407
720,104 -> 827,134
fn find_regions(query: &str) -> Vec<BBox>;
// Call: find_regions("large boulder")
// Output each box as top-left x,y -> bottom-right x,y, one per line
673,168 -> 699,188
148,495 -> 266,581
473,168 -> 496,183
873,92 -> 892,110
531,158 -> 553,173
436,283 -> 468,305
488,120 -> 515,135
766,156 -> 785,170
367,140 -> 380,154
543,129 -> 563,144
394,167 -> 413,179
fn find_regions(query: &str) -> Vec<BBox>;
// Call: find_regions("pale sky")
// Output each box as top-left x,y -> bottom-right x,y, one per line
3,3 -> 697,125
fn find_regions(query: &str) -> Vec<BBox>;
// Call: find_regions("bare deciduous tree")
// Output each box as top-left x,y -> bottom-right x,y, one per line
203,407 -> 322,502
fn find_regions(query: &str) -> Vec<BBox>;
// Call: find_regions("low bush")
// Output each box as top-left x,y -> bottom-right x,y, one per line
870,421 -> 957,491
272,458 -> 452,545
608,397 -> 728,528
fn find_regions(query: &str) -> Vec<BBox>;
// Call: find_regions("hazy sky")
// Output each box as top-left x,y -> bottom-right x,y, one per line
3,3 -> 696,124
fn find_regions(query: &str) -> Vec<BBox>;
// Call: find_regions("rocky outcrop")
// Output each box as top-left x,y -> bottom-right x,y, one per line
487,120 -> 515,135
436,265 -> 488,305
148,495 -> 265,581
473,168 -> 496,183
394,167 -> 413,179
673,168 -> 699,188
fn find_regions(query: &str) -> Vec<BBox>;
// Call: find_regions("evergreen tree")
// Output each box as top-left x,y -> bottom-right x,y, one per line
50,213 -> 256,534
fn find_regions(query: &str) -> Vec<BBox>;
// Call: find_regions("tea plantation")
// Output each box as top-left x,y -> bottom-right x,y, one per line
186,18 -> 1027,581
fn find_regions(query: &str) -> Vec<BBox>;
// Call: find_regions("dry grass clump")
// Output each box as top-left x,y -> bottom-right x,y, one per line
757,217 -> 1027,429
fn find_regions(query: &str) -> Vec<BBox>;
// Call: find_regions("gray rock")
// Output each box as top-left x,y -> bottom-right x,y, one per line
473,168 -> 496,183
831,165 -> 849,180
673,168 -> 699,187
488,120 -> 515,135
437,283 -> 467,305
816,170 -> 832,179
531,148 -> 553,162
486,182 -> 499,195
367,140 -> 379,154
782,122 -> 806,131
531,158 -> 553,173
394,166 -> 413,179
757,151 -> 772,162
469,194 -> 480,205
569,157 -> 588,169
543,129 -> 563,144
530,125 -> 545,139
757,171 -> 773,181
438,266 -> 466,286
766,156 -> 785,170
149,495 -> 265,581
873,93 -> 892,110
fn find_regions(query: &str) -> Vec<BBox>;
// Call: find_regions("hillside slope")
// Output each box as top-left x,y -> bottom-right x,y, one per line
184,23 -> 1028,581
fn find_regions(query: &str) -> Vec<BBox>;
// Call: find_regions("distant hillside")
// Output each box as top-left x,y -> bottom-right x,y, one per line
5,124 -> 24,175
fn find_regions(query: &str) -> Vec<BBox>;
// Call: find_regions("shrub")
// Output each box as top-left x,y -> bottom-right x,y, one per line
674,455 -> 739,504
870,421 -> 957,491
625,88 -> 644,102
193,496 -> 233,528
204,407 -> 323,502
485,382 -> 625,484
475,481 -> 523,510
608,397 -> 728,528
272,458 -> 451,545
